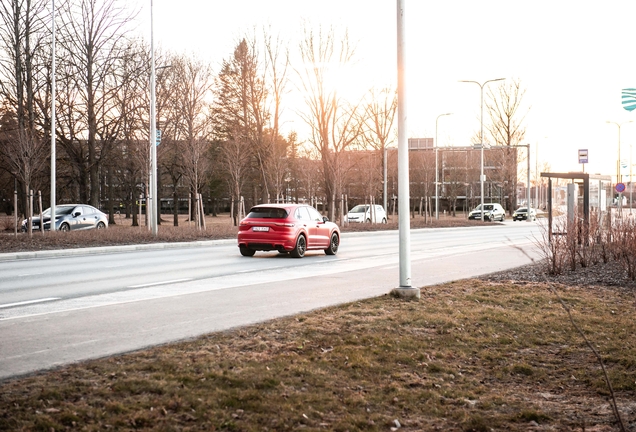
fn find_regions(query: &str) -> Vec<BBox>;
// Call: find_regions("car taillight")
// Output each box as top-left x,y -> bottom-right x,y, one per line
275,223 -> 295,227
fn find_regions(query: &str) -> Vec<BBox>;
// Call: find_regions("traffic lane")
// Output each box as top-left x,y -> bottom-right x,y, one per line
0,243 -> 539,380
0,224 -> 539,307
0,231 -> 538,319
0,245 -> 336,302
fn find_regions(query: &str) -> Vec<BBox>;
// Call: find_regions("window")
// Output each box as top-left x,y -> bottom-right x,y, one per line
295,207 -> 311,221
307,207 -> 324,222
247,207 -> 288,219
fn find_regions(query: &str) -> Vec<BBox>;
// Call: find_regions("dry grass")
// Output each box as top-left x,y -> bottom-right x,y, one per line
1,280 -> 635,431
4,211 -> 632,430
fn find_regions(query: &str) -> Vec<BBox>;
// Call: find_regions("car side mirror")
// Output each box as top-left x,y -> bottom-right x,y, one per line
323,216 -> 329,223
73,212 -> 81,217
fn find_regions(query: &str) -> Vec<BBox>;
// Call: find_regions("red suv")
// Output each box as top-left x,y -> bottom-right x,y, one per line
237,204 -> 340,258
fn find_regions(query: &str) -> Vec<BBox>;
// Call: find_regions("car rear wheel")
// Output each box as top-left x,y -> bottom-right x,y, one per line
97,221 -> 106,229
290,235 -> 306,258
381,218 -> 387,224
325,232 -> 339,255
60,223 -> 70,232
239,245 -> 256,257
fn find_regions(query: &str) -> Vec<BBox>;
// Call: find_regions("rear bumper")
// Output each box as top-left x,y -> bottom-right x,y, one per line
237,232 -> 297,252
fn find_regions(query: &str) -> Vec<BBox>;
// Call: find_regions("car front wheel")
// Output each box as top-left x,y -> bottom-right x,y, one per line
60,223 -> 70,232
325,232 -> 339,255
97,221 -> 106,229
290,235 -> 306,258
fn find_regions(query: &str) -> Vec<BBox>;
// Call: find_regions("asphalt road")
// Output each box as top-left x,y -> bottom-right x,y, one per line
0,221 -> 542,380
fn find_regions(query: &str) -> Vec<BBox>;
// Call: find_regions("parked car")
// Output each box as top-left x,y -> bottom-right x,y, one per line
237,204 -> 340,258
468,203 -> 505,222
345,204 -> 387,224
21,204 -> 108,232
512,207 -> 536,221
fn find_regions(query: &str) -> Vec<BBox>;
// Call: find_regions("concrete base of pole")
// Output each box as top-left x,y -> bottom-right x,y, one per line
390,287 -> 421,300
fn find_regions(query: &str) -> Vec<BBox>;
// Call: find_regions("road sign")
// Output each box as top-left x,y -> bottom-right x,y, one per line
156,129 -> 161,146
616,183 -> 626,193
578,149 -> 588,164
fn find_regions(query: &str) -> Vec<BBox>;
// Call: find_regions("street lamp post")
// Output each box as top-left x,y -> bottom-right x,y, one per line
149,0 -> 158,236
607,120 -> 633,212
435,113 -> 452,219
459,78 -> 505,221
512,144 -> 531,222
50,0 -> 56,230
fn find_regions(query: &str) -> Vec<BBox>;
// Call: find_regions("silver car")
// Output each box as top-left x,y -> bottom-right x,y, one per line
468,203 -> 505,222
22,204 -> 108,232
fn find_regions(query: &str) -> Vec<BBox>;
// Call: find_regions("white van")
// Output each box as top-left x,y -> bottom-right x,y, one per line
346,204 -> 387,223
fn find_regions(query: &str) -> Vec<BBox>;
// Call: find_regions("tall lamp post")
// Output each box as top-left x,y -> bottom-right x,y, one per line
50,0 -> 56,230
512,144 -> 531,222
459,78 -> 505,220
435,113 -> 452,219
607,120 -> 633,211
149,0 -> 158,236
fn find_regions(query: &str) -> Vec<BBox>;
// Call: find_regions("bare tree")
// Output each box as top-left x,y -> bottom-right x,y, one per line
56,0 -> 136,207
361,86 -> 397,209
110,40 -> 151,226
486,78 -> 529,213
263,29 -> 291,202
170,55 -> 213,224
0,0 -> 50,221
297,25 -> 364,220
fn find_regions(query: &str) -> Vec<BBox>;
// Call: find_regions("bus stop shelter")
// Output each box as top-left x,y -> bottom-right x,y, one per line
540,172 -> 612,240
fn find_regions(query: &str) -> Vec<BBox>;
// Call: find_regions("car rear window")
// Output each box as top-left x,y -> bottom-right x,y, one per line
247,207 -> 288,219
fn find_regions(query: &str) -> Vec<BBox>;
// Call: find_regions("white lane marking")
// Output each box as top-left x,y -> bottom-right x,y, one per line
18,273 -> 43,277
127,278 -> 193,288
104,264 -> 126,269
0,297 -> 61,309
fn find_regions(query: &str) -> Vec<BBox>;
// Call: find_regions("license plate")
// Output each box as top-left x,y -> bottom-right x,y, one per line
252,226 -> 269,232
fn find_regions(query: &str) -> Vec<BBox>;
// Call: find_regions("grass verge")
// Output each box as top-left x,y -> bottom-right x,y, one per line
1,279 -> 634,431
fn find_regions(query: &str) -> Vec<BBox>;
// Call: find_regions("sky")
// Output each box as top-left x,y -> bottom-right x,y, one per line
131,0 -> 636,183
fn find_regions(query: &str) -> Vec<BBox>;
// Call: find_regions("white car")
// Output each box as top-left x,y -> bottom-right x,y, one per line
346,204 -> 387,224
468,203 -> 505,222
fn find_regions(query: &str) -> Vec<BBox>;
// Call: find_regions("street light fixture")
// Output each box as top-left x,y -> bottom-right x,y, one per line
606,120 -> 633,212
435,113 -> 452,219
459,78 -> 505,220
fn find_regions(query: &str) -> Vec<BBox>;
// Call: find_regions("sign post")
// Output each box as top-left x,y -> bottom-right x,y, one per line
616,182 -> 626,216
578,149 -> 588,173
